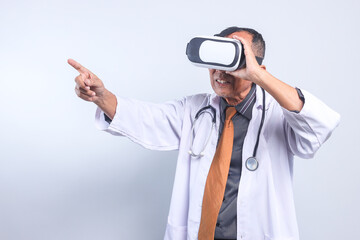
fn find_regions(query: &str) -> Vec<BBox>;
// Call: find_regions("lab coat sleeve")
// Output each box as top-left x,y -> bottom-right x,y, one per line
95,96 -> 186,151
282,89 -> 340,159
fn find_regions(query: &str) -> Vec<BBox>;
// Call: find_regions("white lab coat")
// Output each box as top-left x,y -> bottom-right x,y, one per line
95,85 -> 340,240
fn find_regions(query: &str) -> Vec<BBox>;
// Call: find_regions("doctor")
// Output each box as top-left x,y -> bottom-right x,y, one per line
69,27 -> 340,240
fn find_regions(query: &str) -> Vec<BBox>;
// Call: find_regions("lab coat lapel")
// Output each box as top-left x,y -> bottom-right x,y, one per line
236,85 -> 271,238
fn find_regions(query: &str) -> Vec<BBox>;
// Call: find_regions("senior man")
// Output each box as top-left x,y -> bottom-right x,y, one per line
69,27 -> 340,240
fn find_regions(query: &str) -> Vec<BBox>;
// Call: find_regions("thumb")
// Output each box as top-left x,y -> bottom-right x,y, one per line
84,73 -> 102,88
225,70 -> 236,76
225,68 -> 246,79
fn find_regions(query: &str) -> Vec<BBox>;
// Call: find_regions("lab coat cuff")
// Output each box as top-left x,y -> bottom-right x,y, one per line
281,89 -> 341,145
94,95 -> 127,135
95,107 -> 110,130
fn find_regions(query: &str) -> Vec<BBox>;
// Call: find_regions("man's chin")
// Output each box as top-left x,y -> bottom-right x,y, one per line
216,92 -> 232,99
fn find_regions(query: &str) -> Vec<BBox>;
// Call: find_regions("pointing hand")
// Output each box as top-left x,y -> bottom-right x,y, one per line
68,58 -> 105,103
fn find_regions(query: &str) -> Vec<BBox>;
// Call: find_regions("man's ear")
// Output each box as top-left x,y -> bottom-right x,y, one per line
260,65 -> 266,70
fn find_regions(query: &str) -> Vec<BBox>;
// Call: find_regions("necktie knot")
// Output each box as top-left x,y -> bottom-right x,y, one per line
225,106 -> 237,121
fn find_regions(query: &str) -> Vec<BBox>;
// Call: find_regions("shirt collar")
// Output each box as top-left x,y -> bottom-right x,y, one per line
219,83 -> 257,120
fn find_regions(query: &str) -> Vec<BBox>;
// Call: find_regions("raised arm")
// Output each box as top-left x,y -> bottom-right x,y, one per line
68,58 -> 186,151
225,36 -> 304,112
226,36 -> 340,158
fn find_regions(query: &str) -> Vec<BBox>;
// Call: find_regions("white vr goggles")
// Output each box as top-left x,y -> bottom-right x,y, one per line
186,36 -> 263,72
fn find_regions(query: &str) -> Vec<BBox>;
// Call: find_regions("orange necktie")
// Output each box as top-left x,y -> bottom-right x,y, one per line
198,106 -> 237,240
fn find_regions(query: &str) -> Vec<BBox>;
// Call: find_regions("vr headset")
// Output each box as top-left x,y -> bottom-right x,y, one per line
186,36 -> 263,71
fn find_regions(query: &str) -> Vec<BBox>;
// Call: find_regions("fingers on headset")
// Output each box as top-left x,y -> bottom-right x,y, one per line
233,36 -> 253,56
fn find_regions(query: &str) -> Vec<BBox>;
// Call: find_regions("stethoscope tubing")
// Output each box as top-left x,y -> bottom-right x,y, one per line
252,88 -> 266,158
189,88 -> 266,172
188,106 -> 216,157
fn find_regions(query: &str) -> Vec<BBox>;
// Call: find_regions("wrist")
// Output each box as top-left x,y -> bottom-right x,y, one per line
94,89 -> 117,120
252,67 -> 268,86
94,89 -> 111,107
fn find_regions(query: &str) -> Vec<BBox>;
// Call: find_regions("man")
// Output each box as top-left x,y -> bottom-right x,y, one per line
69,27 -> 340,240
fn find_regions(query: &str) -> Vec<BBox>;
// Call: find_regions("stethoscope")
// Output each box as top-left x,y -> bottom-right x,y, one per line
188,88 -> 266,171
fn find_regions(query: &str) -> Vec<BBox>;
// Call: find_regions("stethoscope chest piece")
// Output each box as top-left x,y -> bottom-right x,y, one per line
245,157 -> 259,171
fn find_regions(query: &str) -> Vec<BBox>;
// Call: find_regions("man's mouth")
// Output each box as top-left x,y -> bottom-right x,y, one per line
216,79 -> 230,84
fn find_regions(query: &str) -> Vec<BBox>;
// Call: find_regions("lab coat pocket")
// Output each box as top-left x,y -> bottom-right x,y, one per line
164,222 -> 187,240
187,219 -> 201,240
264,235 -> 296,240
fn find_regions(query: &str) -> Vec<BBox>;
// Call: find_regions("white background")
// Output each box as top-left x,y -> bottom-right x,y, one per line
0,0 -> 359,239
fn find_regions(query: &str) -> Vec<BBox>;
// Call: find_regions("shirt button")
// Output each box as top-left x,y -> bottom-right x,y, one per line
216,222 -> 220,227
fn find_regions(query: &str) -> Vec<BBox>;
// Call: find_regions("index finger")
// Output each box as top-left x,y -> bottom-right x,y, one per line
233,36 -> 255,57
233,36 -> 251,50
67,58 -> 89,74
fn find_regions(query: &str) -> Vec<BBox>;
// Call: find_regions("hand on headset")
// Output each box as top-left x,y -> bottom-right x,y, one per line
225,35 -> 266,83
